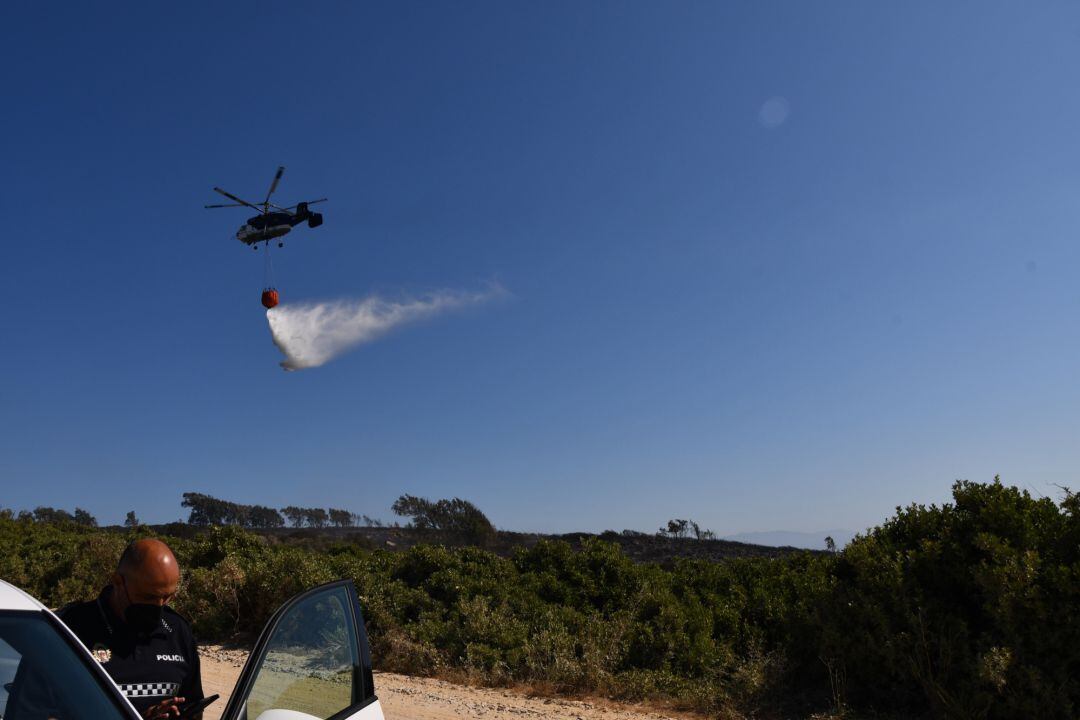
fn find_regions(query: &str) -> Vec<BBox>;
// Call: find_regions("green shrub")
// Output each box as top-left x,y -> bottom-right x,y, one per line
4,478 -> 1078,718
820,479 -> 1080,719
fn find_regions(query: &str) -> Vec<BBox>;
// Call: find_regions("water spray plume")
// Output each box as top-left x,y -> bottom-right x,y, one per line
266,285 -> 503,371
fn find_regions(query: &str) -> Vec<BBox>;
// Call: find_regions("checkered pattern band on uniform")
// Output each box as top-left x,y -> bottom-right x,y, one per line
118,682 -> 180,698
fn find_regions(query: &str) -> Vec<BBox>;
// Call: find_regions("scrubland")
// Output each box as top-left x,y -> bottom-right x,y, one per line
3,479 -> 1077,719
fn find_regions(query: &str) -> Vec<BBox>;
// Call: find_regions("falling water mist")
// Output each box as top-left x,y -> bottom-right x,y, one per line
266,286 -> 502,370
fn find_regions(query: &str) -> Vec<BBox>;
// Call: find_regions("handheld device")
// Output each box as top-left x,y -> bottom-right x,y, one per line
177,694 -> 219,719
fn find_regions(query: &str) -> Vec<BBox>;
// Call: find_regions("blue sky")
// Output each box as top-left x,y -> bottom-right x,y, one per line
3,2 -> 1080,535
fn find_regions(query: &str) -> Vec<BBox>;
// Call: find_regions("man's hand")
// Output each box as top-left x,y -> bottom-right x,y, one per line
142,696 -> 185,720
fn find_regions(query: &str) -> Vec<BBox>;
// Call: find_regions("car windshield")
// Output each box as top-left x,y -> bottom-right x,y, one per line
0,611 -> 130,720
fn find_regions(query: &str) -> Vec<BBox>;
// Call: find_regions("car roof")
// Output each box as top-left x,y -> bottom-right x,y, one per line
0,578 -> 48,612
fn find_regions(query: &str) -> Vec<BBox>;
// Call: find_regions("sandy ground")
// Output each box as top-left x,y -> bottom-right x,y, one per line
199,646 -> 699,720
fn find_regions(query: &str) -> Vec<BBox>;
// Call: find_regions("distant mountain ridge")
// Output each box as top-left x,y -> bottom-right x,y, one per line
723,529 -> 857,550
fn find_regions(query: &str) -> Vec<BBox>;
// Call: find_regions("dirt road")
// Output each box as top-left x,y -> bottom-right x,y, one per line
199,646 -> 699,720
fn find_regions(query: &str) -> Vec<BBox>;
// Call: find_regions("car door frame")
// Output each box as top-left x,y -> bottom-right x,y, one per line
219,579 -> 378,720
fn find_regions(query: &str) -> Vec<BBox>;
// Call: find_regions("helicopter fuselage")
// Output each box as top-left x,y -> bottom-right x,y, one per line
236,211 -> 306,245
237,222 -> 292,245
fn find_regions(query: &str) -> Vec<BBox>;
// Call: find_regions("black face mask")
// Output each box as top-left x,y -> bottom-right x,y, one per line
120,581 -> 164,634
125,603 -> 164,634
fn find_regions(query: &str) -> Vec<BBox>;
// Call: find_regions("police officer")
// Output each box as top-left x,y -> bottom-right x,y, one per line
59,539 -> 204,719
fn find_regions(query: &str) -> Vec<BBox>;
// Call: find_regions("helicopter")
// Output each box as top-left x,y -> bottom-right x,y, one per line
204,166 -> 326,248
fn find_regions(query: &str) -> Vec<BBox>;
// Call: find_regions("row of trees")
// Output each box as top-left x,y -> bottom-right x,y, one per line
12,498 -> 710,546
5,493 -> 495,534
181,493 -> 285,527
181,492 -> 383,529
0,506 -> 99,526
278,507 -> 386,529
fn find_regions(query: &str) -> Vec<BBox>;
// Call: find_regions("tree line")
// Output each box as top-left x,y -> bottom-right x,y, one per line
9,496 -> 714,548
0,506 -> 99,526
4,493 -> 497,540
180,492 -> 497,538
181,493 -> 384,529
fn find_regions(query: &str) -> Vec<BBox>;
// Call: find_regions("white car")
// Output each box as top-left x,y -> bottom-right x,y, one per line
0,578 -> 385,720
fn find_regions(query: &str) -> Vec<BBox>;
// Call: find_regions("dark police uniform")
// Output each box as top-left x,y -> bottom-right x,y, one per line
58,586 -> 203,716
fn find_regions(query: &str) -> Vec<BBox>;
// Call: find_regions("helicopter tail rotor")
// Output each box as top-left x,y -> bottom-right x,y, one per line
293,201 -> 324,228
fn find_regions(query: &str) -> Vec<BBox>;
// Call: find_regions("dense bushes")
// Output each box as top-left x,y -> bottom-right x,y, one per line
818,480 -> 1080,719
2,479 -> 1077,718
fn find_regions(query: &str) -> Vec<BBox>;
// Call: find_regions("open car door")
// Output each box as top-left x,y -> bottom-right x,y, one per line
219,580 -> 383,720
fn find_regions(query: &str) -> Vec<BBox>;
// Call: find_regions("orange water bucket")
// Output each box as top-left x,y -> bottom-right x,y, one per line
261,288 -> 280,309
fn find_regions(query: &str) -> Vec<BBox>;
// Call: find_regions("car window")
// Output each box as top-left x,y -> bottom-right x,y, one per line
242,586 -> 359,720
0,611 -> 131,720
0,636 -> 19,717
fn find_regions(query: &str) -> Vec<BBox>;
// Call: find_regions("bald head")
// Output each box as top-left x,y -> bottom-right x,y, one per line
117,538 -> 178,577
111,539 -> 180,612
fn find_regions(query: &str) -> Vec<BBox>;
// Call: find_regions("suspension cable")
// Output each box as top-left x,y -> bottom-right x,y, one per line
263,241 -> 276,289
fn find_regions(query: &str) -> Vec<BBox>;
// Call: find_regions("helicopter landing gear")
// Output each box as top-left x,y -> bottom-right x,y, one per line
278,242 -> 284,248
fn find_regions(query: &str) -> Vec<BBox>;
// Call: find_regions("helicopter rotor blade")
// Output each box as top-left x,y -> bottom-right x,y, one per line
280,198 -> 328,211
204,203 -> 248,209
213,187 -> 262,211
263,166 -> 285,205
